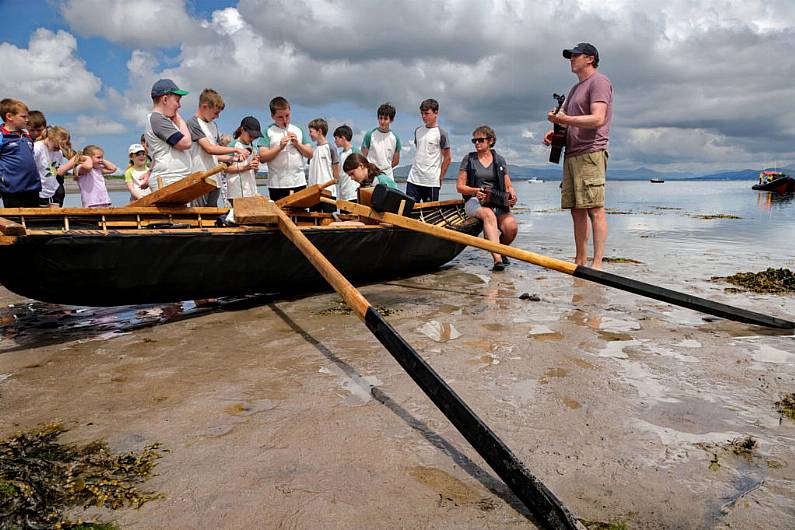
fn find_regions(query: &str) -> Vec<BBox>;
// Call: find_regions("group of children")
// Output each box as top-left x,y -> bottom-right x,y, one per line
0,98 -> 116,208
1,81 -> 453,210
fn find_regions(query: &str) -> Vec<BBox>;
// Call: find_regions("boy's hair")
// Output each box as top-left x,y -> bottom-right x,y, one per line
377,102 -> 396,120
28,110 -> 46,128
0,98 -> 29,121
308,118 -> 328,136
199,88 -> 225,110
220,134 -> 233,146
419,99 -> 439,113
333,124 -> 353,141
269,96 -> 290,115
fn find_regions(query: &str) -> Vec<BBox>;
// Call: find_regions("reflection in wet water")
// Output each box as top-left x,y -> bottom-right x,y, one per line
0,295 -> 275,353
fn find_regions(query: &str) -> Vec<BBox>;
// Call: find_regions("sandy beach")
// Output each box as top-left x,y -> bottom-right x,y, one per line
1,182 -> 794,528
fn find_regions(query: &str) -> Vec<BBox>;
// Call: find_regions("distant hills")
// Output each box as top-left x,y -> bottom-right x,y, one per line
392,163 -> 794,182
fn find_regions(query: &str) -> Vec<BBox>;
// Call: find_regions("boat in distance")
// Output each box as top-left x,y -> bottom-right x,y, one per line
650,178 -> 665,183
0,200 -> 481,307
752,171 -> 795,193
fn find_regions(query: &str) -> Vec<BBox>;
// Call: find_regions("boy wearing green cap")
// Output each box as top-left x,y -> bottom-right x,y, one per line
144,78 -> 193,192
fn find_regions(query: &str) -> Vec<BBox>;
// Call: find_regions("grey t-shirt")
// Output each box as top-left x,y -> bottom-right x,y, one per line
149,112 -> 183,145
458,152 -> 507,189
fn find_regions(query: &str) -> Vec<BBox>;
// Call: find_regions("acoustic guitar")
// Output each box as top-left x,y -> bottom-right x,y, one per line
548,93 -> 566,164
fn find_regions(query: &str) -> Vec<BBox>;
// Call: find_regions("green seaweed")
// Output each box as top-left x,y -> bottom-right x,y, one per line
727,436 -> 756,458
0,423 -> 164,529
581,520 -> 629,530
713,268 -> 795,294
775,393 -> 795,421
603,257 -> 643,264
692,213 -> 742,220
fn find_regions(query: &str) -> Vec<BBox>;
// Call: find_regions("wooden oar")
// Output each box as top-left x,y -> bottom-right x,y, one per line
324,197 -> 795,330
264,200 -> 582,530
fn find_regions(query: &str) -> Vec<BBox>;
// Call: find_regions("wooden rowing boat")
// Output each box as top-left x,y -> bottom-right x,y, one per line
0,200 -> 480,307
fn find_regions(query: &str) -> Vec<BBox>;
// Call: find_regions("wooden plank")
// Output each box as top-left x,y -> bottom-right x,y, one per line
0,216 -> 26,236
0,207 -> 229,216
128,164 -> 226,207
275,186 -> 329,209
233,196 -> 278,225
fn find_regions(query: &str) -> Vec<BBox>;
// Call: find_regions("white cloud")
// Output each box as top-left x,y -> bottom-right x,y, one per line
68,115 -> 128,136
60,0 -> 211,48
0,28 -> 102,112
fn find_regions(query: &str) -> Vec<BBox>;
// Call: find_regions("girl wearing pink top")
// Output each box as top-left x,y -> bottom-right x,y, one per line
74,145 -> 116,208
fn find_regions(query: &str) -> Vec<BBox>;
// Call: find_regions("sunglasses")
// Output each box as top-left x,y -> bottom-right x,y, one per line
471,137 -> 490,144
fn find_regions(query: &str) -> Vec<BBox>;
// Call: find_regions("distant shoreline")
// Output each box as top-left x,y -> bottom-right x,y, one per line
67,176 -> 758,194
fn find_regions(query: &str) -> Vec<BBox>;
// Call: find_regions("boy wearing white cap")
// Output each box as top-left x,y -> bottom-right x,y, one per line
124,143 -> 151,201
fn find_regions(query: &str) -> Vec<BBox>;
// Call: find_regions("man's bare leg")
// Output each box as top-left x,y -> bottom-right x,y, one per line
588,206 -> 607,269
570,208 -> 589,266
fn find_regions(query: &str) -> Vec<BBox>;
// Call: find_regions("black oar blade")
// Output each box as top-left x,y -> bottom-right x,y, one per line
364,307 -> 582,530
574,267 -> 795,330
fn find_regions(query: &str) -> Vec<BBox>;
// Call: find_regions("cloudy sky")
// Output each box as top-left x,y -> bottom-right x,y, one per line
2,0 -> 794,174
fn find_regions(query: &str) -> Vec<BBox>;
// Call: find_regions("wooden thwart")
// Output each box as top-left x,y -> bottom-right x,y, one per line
275,179 -> 337,209
0,216 -> 26,236
233,196 -> 279,225
128,164 -> 226,207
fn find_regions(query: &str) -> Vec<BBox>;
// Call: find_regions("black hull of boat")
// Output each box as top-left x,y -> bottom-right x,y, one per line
0,223 -> 481,306
752,176 -> 795,193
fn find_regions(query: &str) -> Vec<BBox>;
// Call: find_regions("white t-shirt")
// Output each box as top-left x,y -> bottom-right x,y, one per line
259,123 -> 310,188
226,140 -> 258,199
188,116 -> 220,173
33,141 -> 66,199
362,128 -> 401,179
408,125 -> 450,187
307,143 -> 338,198
337,147 -> 359,201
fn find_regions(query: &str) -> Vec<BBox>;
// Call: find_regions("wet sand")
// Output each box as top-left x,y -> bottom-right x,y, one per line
2,244 -> 794,529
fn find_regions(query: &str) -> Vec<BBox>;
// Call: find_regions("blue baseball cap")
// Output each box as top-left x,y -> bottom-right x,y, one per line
151,78 -> 188,98
563,43 -> 599,62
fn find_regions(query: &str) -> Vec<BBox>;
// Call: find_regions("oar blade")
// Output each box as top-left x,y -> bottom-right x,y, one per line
574,266 -> 795,330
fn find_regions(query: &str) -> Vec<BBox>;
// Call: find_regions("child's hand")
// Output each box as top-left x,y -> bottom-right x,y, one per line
234,146 -> 248,158
250,157 -> 260,171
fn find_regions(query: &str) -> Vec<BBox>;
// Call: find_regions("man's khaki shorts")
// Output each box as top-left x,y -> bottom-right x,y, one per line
561,150 -> 608,209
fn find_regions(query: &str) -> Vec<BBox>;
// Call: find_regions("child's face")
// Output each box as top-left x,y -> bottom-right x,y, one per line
349,164 -> 368,183
420,109 -> 438,127
5,111 -> 28,131
132,150 -> 147,165
272,108 -> 291,128
308,127 -> 322,142
46,138 -> 59,151
377,115 -> 393,130
28,124 -> 46,140
162,94 -> 182,118
90,150 -> 104,166
333,135 -> 345,148
200,104 -> 221,121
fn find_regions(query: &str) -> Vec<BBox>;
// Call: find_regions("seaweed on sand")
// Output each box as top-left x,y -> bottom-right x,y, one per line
774,393 -> 795,421
712,267 -> 795,294
0,423 -> 164,529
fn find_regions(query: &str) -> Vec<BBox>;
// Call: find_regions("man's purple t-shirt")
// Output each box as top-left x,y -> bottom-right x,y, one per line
563,71 -> 612,158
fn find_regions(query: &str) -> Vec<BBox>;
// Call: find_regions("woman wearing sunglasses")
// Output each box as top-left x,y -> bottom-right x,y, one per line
456,125 -> 518,271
